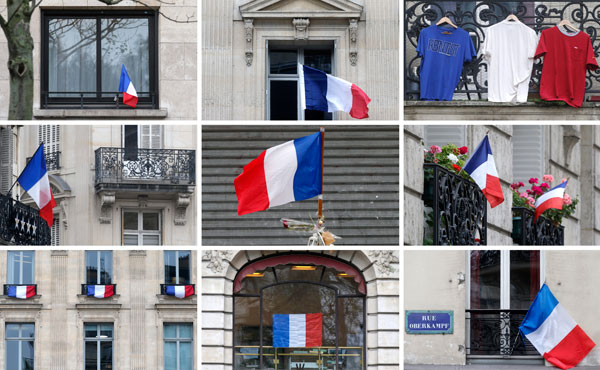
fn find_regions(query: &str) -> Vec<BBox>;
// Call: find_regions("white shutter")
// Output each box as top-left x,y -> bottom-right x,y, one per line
513,125 -> 544,185
424,125 -> 466,148
140,125 -> 162,149
38,124 -> 60,154
51,217 -> 60,246
0,126 -> 13,195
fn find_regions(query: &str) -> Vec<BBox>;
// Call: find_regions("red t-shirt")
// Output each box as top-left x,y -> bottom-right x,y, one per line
535,26 -> 598,107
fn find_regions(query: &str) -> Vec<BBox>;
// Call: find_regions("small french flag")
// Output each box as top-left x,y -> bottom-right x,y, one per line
87,285 -> 114,299
165,285 -> 194,299
234,132 -> 322,216
119,64 -> 138,108
462,135 -> 505,208
273,313 -> 323,348
299,64 -> 371,119
534,180 -> 568,222
17,143 -> 56,227
7,285 -> 36,299
520,284 -> 595,369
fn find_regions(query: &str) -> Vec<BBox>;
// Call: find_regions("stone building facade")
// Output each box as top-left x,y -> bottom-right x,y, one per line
404,124 -> 600,245
0,249 -> 197,369
202,0 -> 399,120
201,250 -> 400,370
0,0 -> 197,120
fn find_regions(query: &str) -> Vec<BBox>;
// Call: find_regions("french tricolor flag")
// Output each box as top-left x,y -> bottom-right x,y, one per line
299,64 -> 371,119
273,313 -> 323,348
534,180 -> 568,222
520,284 -> 595,369
165,285 -> 194,299
17,144 -> 56,227
119,64 -> 138,108
7,285 -> 36,299
87,285 -> 114,299
462,135 -> 505,208
234,132 -> 322,216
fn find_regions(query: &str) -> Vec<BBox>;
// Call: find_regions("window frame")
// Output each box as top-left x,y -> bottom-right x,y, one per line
85,251 -> 113,285
164,323 -> 194,370
83,323 -> 114,370
7,251 -> 35,285
122,125 -> 163,149
5,323 -> 35,370
122,209 -> 162,246
40,9 -> 159,109
164,250 -> 192,285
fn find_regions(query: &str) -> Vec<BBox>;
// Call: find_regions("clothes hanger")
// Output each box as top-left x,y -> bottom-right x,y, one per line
557,19 -> 578,32
505,14 -> 519,22
436,16 -> 458,29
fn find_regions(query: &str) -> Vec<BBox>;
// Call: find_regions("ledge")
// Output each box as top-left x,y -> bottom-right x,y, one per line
75,303 -> 122,310
34,108 -> 169,119
95,183 -> 195,194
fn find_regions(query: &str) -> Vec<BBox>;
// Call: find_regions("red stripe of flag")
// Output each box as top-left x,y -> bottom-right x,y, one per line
349,84 -> 371,119
184,285 -> 195,297
543,325 -> 595,370
234,151 -> 270,216
534,197 -> 564,222
25,285 -> 36,298
483,174 -> 504,208
304,313 -> 323,347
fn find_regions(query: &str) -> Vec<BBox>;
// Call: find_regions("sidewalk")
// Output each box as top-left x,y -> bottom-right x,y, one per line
405,365 -> 600,370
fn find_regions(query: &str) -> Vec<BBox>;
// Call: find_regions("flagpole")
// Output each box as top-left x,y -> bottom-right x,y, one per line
318,127 -> 325,222
6,142 -> 44,197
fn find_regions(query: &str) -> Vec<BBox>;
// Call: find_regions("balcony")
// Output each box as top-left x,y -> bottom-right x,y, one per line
423,163 -> 487,245
94,147 -> 196,193
0,194 -> 51,246
81,284 -> 117,296
512,207 -> 564,246
3,284 -> 37,297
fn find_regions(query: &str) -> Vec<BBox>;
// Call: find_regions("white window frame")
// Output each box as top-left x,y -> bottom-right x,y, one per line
7,251 -> 35,285
122,209 -> 162,246
163,323 -> 193,370
5,323 -> 35,370
122,125 -> 163,149
85,251 -> 113,285
83,323 -> 114,370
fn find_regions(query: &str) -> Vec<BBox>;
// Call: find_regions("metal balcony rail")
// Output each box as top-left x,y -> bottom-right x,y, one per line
512,207 -> 565,245
405,0 -> 600,100
41,91 -> 158,109
81,284 -> 117,296
0,193 -> 51,246
3,284 -> 37,296
160,283 -> 195,295
27,151 -> 60,171
466,309 -> 539,357
423,163 -> 487,245
234,346 -> 364,370
95,147 -> 196,185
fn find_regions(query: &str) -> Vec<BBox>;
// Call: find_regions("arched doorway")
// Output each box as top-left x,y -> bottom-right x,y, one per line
233,253 -> 366,370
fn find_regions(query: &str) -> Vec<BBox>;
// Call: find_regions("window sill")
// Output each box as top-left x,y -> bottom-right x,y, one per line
34,108 -> 168,119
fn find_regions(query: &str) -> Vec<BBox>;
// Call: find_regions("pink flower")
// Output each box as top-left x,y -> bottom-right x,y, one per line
563,193 -> 572,205
527,197 -> 535,207
430,145 -> 442,154
540,183 -> 550,189
520,192 -> 528,198
543,174 -> 554,183
529,177 -> 539,184
433,158 -> 438,164
510,182 -> 520,190
531,185 -> 543,195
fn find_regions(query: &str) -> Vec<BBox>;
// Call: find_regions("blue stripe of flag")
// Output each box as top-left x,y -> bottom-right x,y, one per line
463,135 -> 492,175
302,65 -> 328,112
292,132 -> 322,202
273,314 -> 290,347
519,284 -> 559,335
7,286 -> 16,297
17,144 -> 47,191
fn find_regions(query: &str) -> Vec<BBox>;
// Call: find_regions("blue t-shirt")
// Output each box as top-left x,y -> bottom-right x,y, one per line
417,25 -> 477,101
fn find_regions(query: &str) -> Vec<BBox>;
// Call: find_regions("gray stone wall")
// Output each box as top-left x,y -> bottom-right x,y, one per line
403,125 -> 424,245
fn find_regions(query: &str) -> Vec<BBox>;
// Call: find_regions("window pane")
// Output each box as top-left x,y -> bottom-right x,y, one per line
179,324 -> 193,339
304,49 -> 332,74
22,340 -> 34,370
123,211 -> 138,230
100,251 -> 112,285
21,324 -> 34,339
7,251 -> 17,284
143,212 -> 159,231
100,324 -> 113,338
164,324 -> 177,339
142,234 -> 160,246
86,251 -> 98,284
164,341 -> 177,370
164,251 -> 176,284
178,251 -> 191,284
510,250 -> 540,310
6,341 -> 19,370
85,342 -> 97,370
234,297 -> 260,346
100,341 -> 112,370
21,252 -> 34,284
470,250 -> 500,309
85,324 -> 97,338
269,50 -> 297,74
48,19 -> 97,96
124,234 -> 138,246
270,80 -> 297,120
5,324 -> 19,338
101,18 -> 149,97
180,342 -> 193,370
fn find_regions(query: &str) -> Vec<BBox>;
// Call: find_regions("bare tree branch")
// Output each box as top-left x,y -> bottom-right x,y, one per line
0,14 -> 7,30
26,0 -> 43,16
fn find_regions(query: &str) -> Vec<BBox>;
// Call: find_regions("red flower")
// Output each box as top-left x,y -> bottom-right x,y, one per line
540,183 -> 550,189
453,148 -> 459,154
458,146 -> 468,155
529,177 -> 539,184
452,164 -> 461,172
531,185 -> 543,195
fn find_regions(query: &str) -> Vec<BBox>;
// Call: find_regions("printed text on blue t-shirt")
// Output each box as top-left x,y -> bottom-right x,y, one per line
427,39 -> 461,57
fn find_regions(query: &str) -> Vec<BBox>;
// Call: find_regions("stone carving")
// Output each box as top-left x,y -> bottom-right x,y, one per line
562,125 -> 580,167
99,191 -> 115,224
202,250 -> 234,273
175,192 -> 192,226
349,19 -> 358,66
367,250 -> 398,276
293,18 -> 310,40
245,19 -> 254,66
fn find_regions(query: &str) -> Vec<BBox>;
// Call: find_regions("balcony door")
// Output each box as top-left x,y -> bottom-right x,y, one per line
467,251 -> 543,359
122,125 -> 163,179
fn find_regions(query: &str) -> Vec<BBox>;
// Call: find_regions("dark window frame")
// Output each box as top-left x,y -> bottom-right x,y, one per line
40,9 -> 159,109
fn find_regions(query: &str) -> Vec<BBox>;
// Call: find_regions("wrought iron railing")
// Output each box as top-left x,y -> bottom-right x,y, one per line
81,284 -> 117,295
234,346 -> 364,370
160,284 -> 195,295
466,309 -> 539,357
95,147 -> 196,185
3,284 -> 38,296
512,207 -> 565,245
41,91 -> 158,109
27,151 -> 60,171
0,194 -> 51,246
405,0 -> 600,100
423,163 -> 487,245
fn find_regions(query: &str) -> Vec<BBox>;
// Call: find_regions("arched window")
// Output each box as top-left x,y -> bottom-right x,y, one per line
233,253 -> 366,370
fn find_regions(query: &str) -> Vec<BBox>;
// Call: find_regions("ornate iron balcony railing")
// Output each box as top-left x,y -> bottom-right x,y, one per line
423,163 -> 487,245
512,207 -> 565,245
95,147 -> 196,186
405,0 -> 600,100
466,309 -> 540,357
27,151 -> 60,171
0,194 -> 51,246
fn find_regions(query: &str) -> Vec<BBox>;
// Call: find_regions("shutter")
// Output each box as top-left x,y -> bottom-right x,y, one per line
0,127 -> 13,195
51,217 -> 60,246
424,125 -> 466,148
513,125 -> 544,186
38,124 -> 60,154
140,125 -> 162,149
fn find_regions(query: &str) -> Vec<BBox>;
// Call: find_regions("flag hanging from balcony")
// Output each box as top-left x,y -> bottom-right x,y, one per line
7,285 -> 35,299
119,64 -> 138,108
462,135 -> 504,208
299,64 -> 371,119
234,132 -> 322,216
519,284 -> 595,369
17,143 -> 56,227
273,313 -> 322,348
87,285 -> 114,298
534,180 -> 568,222
165,285 -> 194,299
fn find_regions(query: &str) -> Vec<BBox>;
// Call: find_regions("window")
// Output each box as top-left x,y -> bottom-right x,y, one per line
424,125 -> 466,148
50,217 -> 60,246
86,251 -> 113,285
7,251 -> 35,284
5,323 -> 34,370
123,210 -> 161,246
0,127 -> 13,195
41,10 -> 157,109
164,324 -> 193,370
513,125 -> 544,186
84,324 -> 113,370
164,251 -> 191,284
267,41 -> 334,120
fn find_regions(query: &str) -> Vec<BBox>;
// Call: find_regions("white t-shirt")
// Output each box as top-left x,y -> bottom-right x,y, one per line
481,20 -> 539,102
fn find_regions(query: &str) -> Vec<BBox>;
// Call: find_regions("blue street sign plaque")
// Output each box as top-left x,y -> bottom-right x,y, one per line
405,310 -> 454,334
